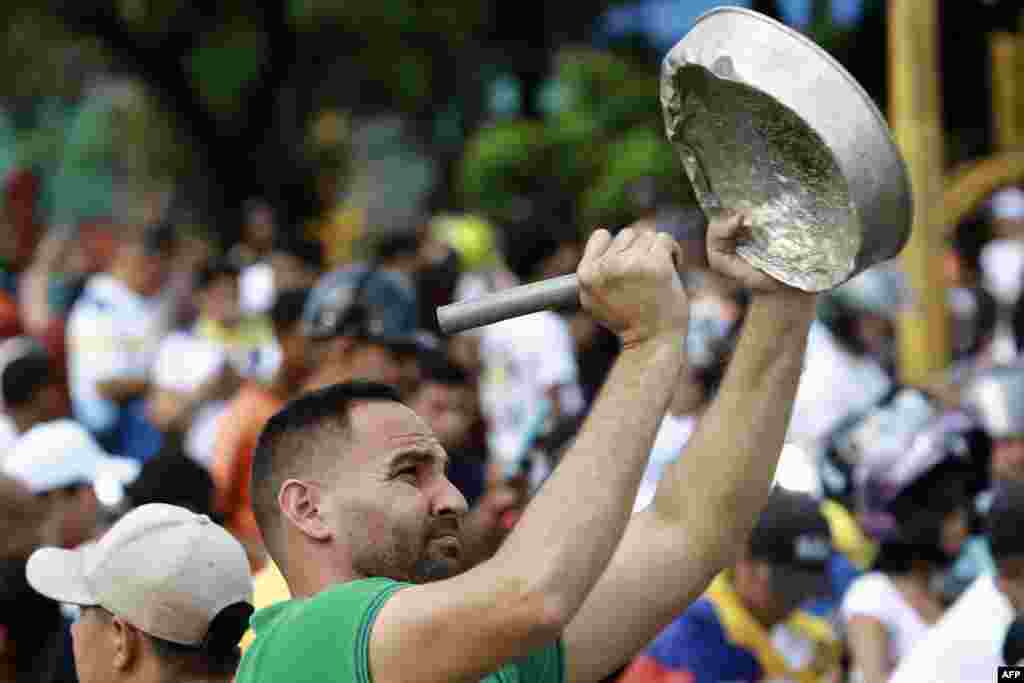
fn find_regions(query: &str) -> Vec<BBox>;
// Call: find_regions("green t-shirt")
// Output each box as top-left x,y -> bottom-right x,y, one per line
234,577 -> 565,683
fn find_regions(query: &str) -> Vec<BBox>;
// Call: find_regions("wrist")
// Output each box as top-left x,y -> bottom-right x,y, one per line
748,291 -> 817,327
620,328 -> 688,360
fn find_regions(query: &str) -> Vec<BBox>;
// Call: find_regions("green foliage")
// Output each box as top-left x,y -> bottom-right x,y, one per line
0,9 -> 108,100
552,48 -> 660,133
186,20 -> 267,118
290,0 -> 488,42
580,125 -> 680,227
108,84 -> 195,184
459,47 -> 677,231
457,120 -> 553,222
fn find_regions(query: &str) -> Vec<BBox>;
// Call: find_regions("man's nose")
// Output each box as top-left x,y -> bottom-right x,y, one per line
433,476 -> 469,517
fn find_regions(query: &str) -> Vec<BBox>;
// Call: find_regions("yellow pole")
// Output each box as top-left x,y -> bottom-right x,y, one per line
889,0 -> 950,384
990,31 -> 1023,151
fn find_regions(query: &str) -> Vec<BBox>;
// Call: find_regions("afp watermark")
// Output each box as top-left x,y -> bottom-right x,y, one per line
999,666 -> 1024,680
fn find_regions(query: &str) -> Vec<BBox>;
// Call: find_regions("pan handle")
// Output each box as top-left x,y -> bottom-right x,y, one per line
437,274 -> 580,335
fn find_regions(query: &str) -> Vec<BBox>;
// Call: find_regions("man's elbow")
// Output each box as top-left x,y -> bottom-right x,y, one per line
535,591 -> 575,636
96,379 -> 146,403
494,581 -> 573,644
95,381 -> 121,401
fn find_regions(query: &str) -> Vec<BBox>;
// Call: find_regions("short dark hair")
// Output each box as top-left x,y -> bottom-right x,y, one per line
418,350 -> 469,387
374,231 -> 422,264
1,353 -> 52,408
989,480 -> 1024,562
92,604 -> 248,678
274,237 -> 325,272
195,258 -> 242,292
149,635 -> 242,678
251,381 -> 403,560
124,448 -> 218,520
269,288 -> 310,333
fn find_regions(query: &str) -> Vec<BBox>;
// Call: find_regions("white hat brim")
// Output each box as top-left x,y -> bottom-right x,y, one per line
26,546 -> 97,606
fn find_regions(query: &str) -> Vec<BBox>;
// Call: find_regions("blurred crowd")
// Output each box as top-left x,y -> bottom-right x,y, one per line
1,168 -> 1024,683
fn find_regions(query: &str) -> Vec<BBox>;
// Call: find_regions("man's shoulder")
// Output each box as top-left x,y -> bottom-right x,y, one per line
249,577 -> 405,635
239,578 -> 409,682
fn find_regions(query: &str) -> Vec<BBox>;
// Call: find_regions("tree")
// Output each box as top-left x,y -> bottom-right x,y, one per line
0,0 -> 636,245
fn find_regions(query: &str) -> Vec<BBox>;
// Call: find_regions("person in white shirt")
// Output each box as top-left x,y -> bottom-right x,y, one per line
479,224 -> 585,483
889,480 -> 1024,683
839,390 -> 979,683
240,237 -> 322,316
479,311 -> 584,481
148,258 -> 276,467
787,266 -> 908,457
66,223 -> 175,461
633,274 -> 748,512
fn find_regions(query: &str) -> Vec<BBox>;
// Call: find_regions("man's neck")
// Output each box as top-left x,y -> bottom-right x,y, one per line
280,538 -> 362,599
108,265 -> 144,298
9,408 -> 40,435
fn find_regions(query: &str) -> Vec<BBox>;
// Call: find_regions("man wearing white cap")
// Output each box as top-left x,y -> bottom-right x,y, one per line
27,503 -> 254,683
2,420 -> 140,548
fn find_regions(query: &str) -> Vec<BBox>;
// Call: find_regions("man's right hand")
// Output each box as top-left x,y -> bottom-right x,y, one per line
577,228 -> 687,349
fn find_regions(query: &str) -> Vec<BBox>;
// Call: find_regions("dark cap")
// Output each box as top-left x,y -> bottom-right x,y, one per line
302,265 -> 419,349
270,288 -> 311,330
749,488 -> 833,572
194,258 -> 241,291
988,480 -> 1024,560
273,236 -> 324,272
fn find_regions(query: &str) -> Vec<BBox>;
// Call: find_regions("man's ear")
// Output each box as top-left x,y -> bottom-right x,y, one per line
279,480 -> 333,542
111,617 -> 140,672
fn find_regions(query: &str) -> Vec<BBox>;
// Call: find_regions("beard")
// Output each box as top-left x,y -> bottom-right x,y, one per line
353,516 -> 465,585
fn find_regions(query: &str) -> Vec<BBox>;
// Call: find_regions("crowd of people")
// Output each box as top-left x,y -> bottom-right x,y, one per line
0,170 -> 1024,683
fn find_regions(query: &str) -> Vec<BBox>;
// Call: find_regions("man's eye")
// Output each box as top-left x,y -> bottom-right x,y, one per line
395,467 -> 418,481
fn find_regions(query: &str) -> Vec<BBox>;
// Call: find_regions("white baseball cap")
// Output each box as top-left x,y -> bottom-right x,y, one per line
2,420 -> 141,505
27,503 -> 253,646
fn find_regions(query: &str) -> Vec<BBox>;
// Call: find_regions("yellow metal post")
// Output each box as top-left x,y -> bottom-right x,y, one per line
889,0 -> 950,384
991,31 -> 1023,151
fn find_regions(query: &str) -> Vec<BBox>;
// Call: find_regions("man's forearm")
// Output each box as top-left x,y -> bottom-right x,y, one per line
97,378 -> 150,403
490,336 -> 685,623
653,293 -> 816,569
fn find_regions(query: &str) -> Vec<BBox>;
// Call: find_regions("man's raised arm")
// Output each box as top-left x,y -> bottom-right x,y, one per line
563,214 -> 818,683
370,227 -> 691,683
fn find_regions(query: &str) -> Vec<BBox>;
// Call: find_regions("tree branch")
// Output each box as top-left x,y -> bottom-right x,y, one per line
237,0 -> 297,141
52,4 -> 226,148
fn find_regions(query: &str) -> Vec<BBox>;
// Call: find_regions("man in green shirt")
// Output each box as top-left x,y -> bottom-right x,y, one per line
236,214 -> 819,683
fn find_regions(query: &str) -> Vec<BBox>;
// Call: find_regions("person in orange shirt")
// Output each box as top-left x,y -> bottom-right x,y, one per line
0,291 -> 20,339
212,289 -> 311,570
